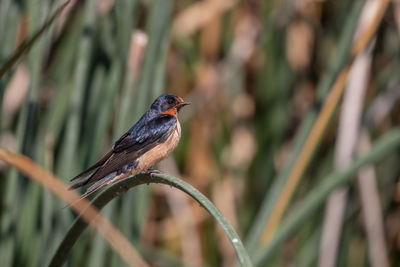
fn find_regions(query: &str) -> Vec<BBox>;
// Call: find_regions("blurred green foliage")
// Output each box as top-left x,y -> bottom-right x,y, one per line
1,0 -> 400,266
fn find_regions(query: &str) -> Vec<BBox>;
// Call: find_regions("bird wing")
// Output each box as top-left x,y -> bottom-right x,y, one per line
69,114 -> 177,190
113,114 -> 176,153
70,148 -> 115,182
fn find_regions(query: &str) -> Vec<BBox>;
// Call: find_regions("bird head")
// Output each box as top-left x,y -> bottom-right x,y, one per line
151,94 -> 191,116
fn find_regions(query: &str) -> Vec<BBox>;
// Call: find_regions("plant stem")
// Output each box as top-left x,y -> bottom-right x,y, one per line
49,172 -> 253,267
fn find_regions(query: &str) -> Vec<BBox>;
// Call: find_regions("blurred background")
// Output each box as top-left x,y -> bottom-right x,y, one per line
1,0 -> 400,266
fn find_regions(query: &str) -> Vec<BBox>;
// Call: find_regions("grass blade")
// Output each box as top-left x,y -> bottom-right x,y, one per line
50,172 -> 253,267
0,0 -> 70,79
0,147 -> 149,267
252,128 -> 400,265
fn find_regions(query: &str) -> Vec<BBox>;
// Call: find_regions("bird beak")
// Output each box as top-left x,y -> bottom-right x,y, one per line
176,101 -> 191,108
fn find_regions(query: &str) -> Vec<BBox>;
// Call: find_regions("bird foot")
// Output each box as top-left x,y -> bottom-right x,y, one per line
147,169 -> 163,177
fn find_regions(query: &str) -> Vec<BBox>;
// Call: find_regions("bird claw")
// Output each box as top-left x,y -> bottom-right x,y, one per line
147,169 -> 163,177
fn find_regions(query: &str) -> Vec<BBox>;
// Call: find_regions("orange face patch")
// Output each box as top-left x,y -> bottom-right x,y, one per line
176,96 -> 184,103
162,107 -> 177,116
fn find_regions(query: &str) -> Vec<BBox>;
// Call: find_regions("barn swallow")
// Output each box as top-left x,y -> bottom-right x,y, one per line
69,94 -> 190,199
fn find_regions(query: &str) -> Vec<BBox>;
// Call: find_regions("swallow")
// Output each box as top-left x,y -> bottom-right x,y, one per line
69,94 -> 190,199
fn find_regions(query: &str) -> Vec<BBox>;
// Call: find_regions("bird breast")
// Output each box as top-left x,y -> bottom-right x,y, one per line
137,120 -> 181,171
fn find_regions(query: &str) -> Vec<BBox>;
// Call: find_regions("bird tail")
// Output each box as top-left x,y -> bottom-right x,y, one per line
63,175 -> 113,210
68,176 -> 92,190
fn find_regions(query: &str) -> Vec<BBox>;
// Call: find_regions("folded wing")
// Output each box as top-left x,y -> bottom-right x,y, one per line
69,114 -> 177,191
